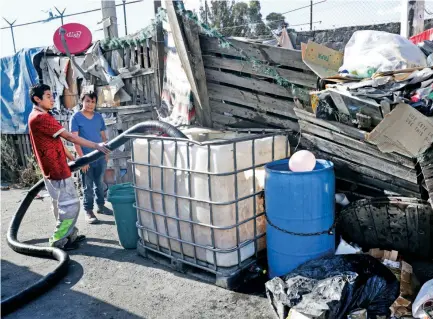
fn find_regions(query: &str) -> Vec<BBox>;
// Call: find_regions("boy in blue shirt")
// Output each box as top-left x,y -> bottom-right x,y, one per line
70,92 -> 112,224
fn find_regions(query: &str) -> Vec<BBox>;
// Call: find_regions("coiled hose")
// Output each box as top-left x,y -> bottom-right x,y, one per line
1,121 -> 187,315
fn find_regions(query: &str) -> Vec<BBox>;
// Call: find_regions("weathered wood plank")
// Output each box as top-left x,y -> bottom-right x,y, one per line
130,46 -> 136,67
137,45 -> 143,68
124,47 -> 131,68
182,15 -> 213,127
96,104 -> 154,113
208,83 -> 297,119
23,134 -> 32,161
211,112 -> 269,129
387,204 -> 409,252
295,107 -> 416,161
166,0 -> 212,127
302,133 -> 417,184
16,135 -> 26,167
210,100 -> 299,131
203,55 -> 316,88
301,142 -> 420,196
299,120 -> 415,169
199,35 -> 309,71
205,69 -> 294,99
295,108 -> 367,140
120,68 -> 154,79
152,1 -> 164,107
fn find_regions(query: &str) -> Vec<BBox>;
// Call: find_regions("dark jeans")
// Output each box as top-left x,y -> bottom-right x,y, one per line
81,160 -> 106,211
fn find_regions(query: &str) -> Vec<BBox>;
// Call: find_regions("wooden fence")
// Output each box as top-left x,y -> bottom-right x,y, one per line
199,35 -> 317,131
102,41 -> 157,107
196,35 -> 430,200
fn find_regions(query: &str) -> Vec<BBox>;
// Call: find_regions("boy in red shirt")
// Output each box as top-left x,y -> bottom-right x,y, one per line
28,84 -> 110,250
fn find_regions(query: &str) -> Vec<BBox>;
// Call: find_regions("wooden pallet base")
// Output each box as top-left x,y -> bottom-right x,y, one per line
137,239 -> 265,290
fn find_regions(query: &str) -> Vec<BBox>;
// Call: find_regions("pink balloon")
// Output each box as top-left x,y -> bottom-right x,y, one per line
289,150 -> 316,172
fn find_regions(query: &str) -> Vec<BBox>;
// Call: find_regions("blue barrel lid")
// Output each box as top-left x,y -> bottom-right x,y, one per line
265,158 -> 334,175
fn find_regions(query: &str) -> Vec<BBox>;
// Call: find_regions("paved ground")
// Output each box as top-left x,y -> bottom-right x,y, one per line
1,188 -> 273,319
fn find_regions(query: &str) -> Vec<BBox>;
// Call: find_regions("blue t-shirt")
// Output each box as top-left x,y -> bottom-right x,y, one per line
70,112 -> 106,158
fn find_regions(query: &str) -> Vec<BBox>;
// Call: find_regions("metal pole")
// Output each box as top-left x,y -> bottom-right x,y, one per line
310,0 -> 313,31
122,0 -> 128,35
3,18 -> 17,53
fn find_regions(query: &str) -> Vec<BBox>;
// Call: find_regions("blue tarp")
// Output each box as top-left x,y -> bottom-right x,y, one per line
1,47 -> 42,134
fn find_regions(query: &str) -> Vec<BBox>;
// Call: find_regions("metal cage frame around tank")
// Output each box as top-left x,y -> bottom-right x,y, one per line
125,129 -> 291,278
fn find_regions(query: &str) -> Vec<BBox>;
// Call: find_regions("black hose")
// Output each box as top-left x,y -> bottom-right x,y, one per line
1,121 -> 187,315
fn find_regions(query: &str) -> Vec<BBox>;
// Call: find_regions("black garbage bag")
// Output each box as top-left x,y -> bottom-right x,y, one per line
265,254 -> 399,319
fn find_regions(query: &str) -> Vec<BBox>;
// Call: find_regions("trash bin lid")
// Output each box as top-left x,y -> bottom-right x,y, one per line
107,183 -> 136,203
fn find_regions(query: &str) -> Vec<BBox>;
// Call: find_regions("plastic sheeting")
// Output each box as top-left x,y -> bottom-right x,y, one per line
0,47 -> 42,134
266,255 -> 400,319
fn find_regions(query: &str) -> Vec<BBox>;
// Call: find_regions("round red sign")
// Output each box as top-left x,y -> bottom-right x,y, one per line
53,23 -> 92,54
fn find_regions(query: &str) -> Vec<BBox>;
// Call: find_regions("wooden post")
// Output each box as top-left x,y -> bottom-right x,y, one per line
401,0 -> 425,38
153,1 -> 165,108
165,0 -> 213,127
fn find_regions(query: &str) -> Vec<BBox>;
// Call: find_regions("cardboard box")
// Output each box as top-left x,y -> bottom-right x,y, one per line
301,41 -> 343,79
367,103 -> 433,157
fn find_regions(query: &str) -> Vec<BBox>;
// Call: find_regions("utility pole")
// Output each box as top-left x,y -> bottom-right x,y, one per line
205,0 -> 208,25
101,0 -> 118,39
122,0 -> 128,35
401,0 -> 425,38
310,0 -> 313,31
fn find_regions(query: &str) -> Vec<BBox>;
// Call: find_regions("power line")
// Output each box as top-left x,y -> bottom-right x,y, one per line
0,0 -> 142,30
280,0 -> 327,15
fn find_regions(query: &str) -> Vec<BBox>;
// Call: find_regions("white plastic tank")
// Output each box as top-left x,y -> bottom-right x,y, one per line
133,128 -> 290,267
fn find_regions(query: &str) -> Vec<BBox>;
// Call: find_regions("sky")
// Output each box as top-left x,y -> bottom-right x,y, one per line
1,0 -> 433,58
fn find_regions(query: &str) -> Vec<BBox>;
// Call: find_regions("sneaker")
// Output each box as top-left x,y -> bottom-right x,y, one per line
97,205 -> 113,216
85,210 -> 99,224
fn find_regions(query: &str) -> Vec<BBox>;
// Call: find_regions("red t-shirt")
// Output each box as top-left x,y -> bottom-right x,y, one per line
28,108 -> 71,180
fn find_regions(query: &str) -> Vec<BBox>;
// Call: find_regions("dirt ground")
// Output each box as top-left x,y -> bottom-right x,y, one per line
1,188 -> 273,319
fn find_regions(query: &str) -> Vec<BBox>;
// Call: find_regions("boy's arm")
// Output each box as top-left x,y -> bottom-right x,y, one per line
37,113 -> 110,153
60,130 -> 110,154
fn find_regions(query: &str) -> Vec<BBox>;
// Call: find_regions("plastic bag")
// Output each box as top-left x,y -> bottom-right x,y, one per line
339,31 -> 427,78
265,254 -> 400,319
412,279 -> 433,318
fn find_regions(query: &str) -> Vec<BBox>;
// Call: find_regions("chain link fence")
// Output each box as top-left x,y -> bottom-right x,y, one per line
186,1 -> 433,42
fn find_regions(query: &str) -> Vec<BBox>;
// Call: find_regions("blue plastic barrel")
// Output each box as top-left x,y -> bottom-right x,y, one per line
265,158 -> 335,278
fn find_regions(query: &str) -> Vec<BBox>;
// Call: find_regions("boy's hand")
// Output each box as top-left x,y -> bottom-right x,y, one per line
82,164 -> 90,173
94,143 -> 111,154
